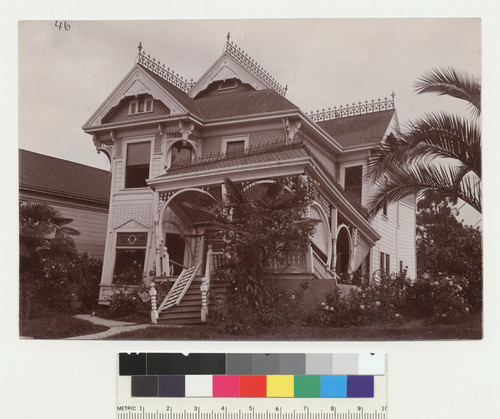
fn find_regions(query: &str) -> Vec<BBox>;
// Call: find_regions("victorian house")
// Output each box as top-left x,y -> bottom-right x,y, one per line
83,38 -> 416,324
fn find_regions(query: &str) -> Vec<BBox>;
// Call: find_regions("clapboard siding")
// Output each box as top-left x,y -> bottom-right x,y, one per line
397,202 -> 416,278
20,191 -> 108,258
371,202 -> 398,273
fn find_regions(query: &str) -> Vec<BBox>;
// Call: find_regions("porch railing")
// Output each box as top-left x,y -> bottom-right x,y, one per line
312,249 -> 338,282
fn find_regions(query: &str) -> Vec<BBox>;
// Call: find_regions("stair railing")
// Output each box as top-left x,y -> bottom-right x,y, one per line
200,245 -> 225,323
149,280 -> 158,324
200,245 -> 212,323
157,262 -> 201,314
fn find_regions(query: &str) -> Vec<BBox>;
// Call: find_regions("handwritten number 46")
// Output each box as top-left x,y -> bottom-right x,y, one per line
55,21 -> 71,31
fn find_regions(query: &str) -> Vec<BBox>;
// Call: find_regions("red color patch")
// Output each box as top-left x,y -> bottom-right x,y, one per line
240,375 -> 267,397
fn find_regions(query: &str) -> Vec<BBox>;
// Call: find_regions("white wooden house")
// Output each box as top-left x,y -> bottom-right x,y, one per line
19,149 -> 110,258
83,39 -> 416,324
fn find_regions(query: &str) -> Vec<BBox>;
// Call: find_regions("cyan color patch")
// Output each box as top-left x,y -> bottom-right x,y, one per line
320,375 -> 347,397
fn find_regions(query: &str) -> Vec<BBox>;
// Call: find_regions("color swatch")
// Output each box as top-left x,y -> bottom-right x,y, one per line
120,353 -> 384,399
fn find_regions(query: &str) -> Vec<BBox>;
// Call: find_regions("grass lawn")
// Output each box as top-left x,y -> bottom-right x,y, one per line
105,312 -> 482,340
20,308 -> 109,339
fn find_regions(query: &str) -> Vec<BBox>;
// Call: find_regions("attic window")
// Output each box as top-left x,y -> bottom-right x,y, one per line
129,96 -> 154,115
218,78 -> 239,91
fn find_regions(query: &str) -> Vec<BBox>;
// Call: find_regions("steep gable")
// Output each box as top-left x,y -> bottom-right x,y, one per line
83,64 -> 197,130
189,40 -> 287,99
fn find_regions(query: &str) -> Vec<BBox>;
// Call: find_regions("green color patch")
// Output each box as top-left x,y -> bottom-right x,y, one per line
294,375 -> 321,397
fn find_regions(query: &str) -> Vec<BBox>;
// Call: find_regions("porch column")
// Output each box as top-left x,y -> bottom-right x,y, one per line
330,208 -> 338,272
351,227 -> 358,273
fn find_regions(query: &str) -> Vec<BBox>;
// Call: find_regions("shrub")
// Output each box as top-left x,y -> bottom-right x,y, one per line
207,280 -> 309,335
28,252 -> 102,314
406,273 -> 471,323
107,285 -> 150,319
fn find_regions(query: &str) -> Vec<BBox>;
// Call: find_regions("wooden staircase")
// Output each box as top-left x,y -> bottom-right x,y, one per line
157,263 -> 201,325
155,261 -> 232,325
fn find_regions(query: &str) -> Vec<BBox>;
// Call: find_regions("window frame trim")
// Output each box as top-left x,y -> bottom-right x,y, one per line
123,137 -> 153,189
221,135 -> 249,155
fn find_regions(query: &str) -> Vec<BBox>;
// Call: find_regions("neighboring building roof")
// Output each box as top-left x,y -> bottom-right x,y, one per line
194,89 -> 298,120
317,109 -> 395,149
19,149 -> 111,204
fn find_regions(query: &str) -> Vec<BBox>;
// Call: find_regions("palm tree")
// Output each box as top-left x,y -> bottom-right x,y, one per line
367,68 -> 481,214
20,202 -> 80,258
188,177 -> 317,305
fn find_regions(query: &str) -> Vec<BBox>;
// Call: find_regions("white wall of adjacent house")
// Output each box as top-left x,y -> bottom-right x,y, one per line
370,200 -> 416,278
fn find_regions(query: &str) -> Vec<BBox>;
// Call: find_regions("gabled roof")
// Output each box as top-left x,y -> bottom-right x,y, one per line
194,89 -> 298,121
142,67 -> 203,118
317,109 -> 396,149
19,149 -> 111,204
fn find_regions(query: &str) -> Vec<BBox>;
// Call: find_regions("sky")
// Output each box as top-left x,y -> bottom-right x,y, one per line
18,18 -> 482,224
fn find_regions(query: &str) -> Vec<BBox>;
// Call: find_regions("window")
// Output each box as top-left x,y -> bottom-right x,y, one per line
170,142 -> 193,168
380,251 -> 390,274
222,136 -> 249,156
382,176 -> 389,217
218,78 -> 239,91
344,165 -> 363,206
226,140 -> 245,156
113,232 -> 148,284
125,141 -> 151,188
129,96 -> 154,115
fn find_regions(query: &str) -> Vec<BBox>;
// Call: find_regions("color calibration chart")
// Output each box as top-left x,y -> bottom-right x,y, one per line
117,353 -> 387,418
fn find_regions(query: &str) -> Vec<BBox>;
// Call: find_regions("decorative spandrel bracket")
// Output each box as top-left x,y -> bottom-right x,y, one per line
92,133 -> 114,162
285,119 -> 302,142
179,121 -> 195,143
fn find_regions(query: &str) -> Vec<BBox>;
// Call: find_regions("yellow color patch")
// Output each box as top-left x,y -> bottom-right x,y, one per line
266,375 -> 294,397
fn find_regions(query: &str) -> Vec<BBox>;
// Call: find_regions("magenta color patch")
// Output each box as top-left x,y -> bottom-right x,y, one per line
213,375 -> 240,397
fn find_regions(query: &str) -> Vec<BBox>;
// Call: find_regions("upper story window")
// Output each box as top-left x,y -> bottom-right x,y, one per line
170,142 -> 193,169
344,165 -> 363,206
125,141 -> 151,188
218,78 -> 239,91
129,96 -> 154,115
222,136 -> 249,157
226,140 -> 245,156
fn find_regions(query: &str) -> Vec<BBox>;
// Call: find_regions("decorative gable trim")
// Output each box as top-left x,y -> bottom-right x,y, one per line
189,53 -> 276,98
83,64 -> 190,130
116,218 -> 149,230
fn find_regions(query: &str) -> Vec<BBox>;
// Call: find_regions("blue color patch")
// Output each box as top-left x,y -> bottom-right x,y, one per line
320,375 -> 347,397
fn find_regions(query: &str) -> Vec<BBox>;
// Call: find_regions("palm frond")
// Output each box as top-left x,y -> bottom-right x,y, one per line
415,67 -> 481,115
368,163 -> 481,214
367,112 -> 481,180
223,177 -> 245,205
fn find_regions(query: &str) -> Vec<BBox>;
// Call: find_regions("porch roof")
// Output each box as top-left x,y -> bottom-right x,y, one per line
156,142 -> 309,178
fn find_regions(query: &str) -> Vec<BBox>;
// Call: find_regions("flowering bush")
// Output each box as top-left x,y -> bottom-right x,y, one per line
30,252 -> 102,313
318,273 -> 408,327
208,281 -> 309,335
317,272 -> 471,327
406,273 -> 471,323
107,285 -> 150,318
